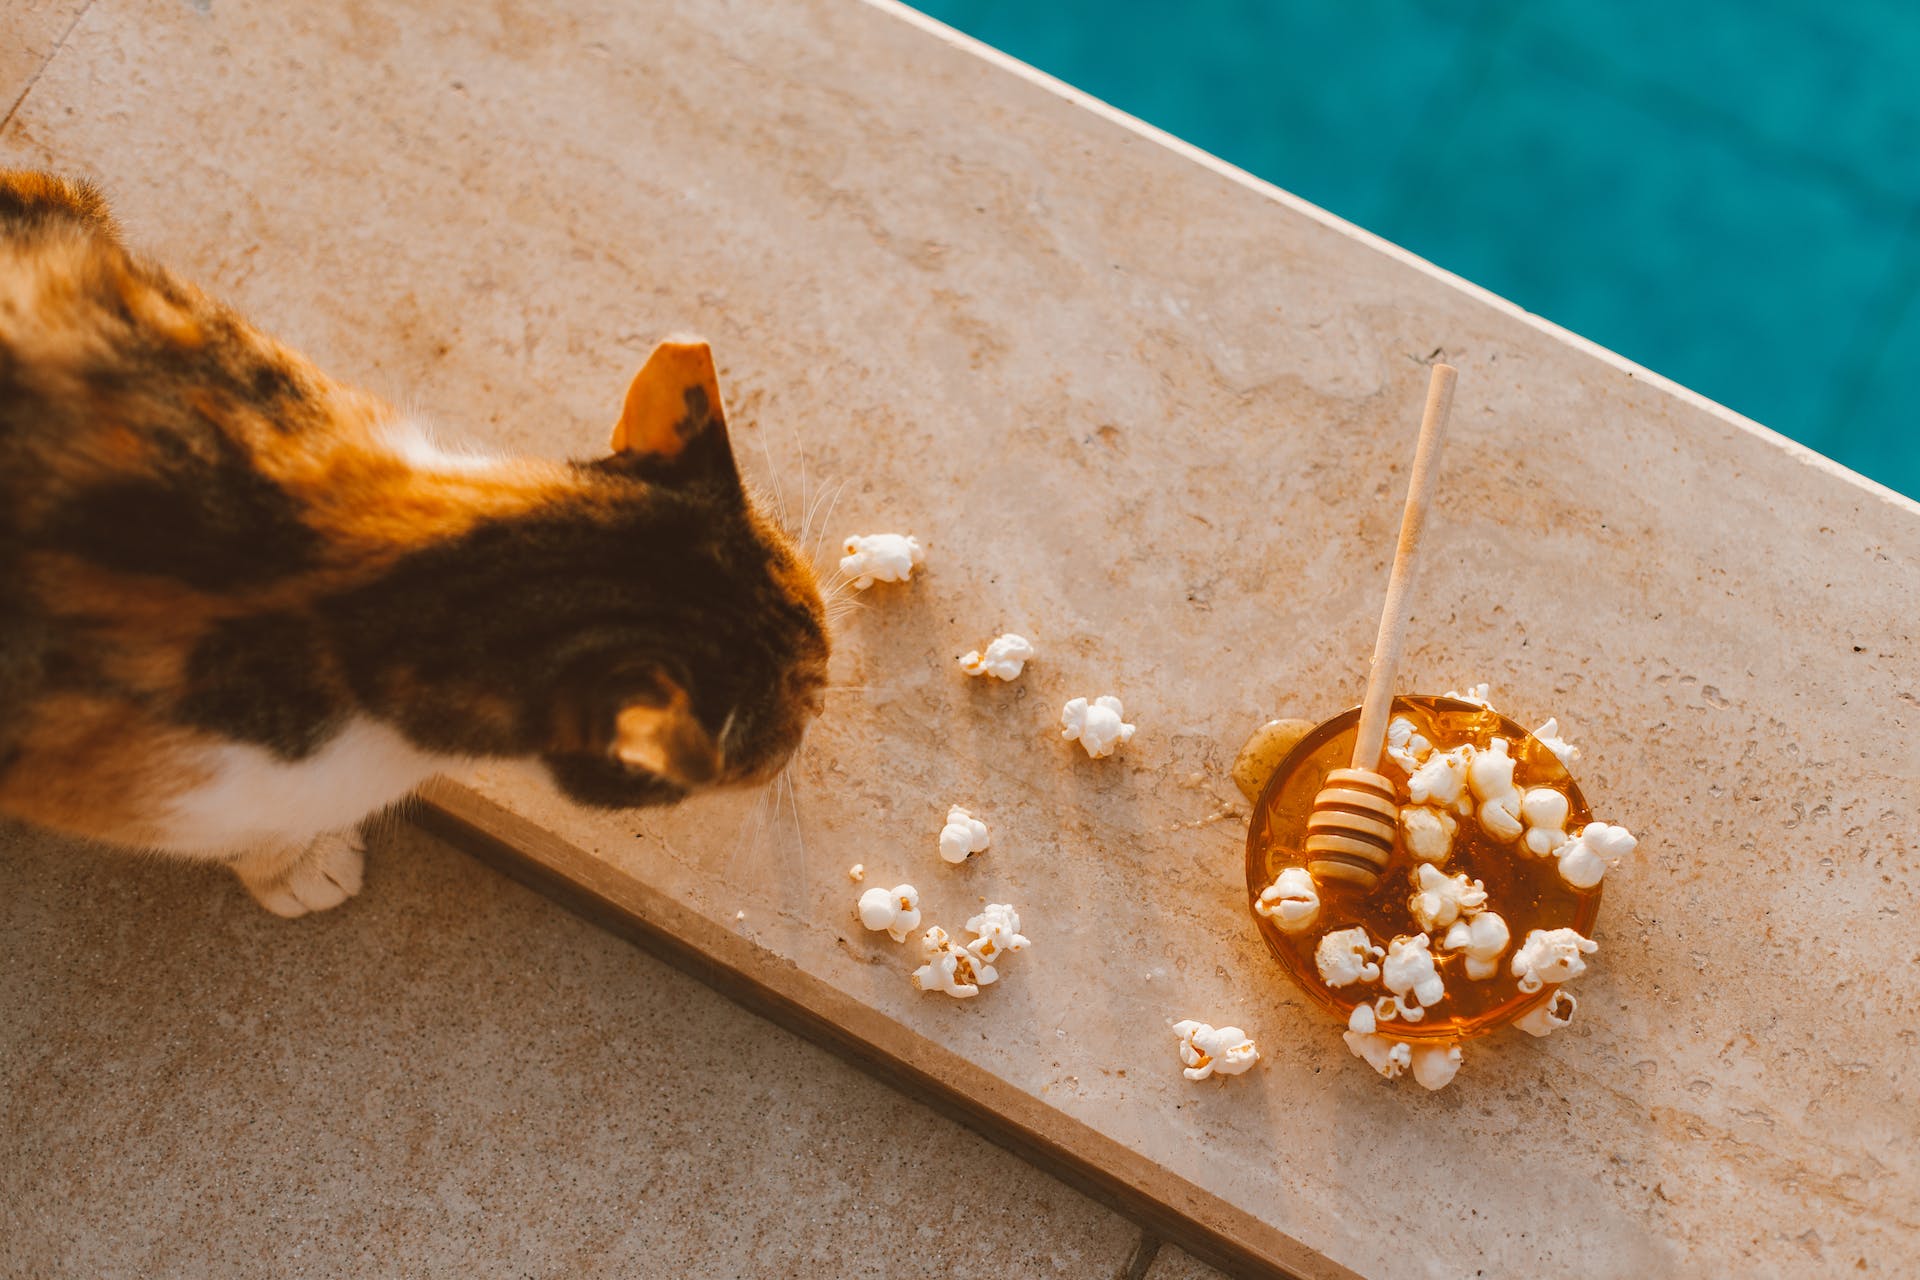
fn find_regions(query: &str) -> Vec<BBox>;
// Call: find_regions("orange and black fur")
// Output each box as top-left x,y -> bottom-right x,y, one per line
0,171 -> 829,915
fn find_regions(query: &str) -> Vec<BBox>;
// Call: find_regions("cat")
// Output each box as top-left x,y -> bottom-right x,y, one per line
0,171 -> 830,916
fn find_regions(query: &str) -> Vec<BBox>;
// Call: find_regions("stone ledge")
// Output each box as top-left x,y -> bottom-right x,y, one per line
4,0 -> 1915,1276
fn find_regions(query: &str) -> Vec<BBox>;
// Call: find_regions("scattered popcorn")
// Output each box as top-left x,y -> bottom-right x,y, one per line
938,805 -> 991,864
1519,787 -> 1572,857
1411,1043 -> 1464,1092
1347,1003 -> 1377,1035
1061,695 -> 1136,759
1407,743 -> 1475,816
1444,682 -> 1495,709
963,902 -> 1029,965
1342,1029 -> 1412,1080
1467,737 -> 1524,842
1511,927 -> 1598,993
1399,806 -> 1457,864
1315,926 -> 1384,987
1172,1020 -> 1261,1081
1385,715 -> 1433,774
847,863 -> 865,882
1254,866 -> 1321,933
734,910 -> 746,921
1440,910 -> 1511,981
1555,822 -> 1638,889
1514,989 -> 1579,1038
1381,934 -> 1446,1019
839,533 -> 924,589
959,633 -> 1035,681
913,925 -> 990,997
1531,717 -> 1580,770
1408,863 -> 1487,932
857,884 -> 921,942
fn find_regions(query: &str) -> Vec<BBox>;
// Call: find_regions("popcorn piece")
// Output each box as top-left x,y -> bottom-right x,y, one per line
1382,934 -> 1446,1017
1411,1043 -> 1464,1092
1520,787 -> 1572,857
1342,1029 -> 1412,1080
1372,993 -> 1407,1024
1511,927 -> 1599,993
963,902 -> 1029,966
1172,1020 -> 1261,1081
1315,927 -> 1384,988
1556,822 -> 1638,889
1254,866 -> 1321,933
912,925 -> 990,997
1347,1003 -> 1377,1035
1408,863 -> 1487,932
1514,989 -> 1579,1038
1408,743 -> 1475,816
1399,805 -> 1457,864
856,884 -> 921,943
1467,737 -> 1524,842
1440,910 -> 1511,981
838,533 -> 924,589
938,805 -> 991,864
734,910 -> 746,921
1061,695 -> 1136,759
1531,717 -> 1581,770
1385,716 -> 1433,774
959,633 -> 1035,681
847,863 -> 865,882
1444,682 -> 1495,709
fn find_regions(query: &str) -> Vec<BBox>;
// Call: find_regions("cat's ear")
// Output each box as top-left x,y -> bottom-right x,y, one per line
612,672 -> 722,788
607,337 -> 740,486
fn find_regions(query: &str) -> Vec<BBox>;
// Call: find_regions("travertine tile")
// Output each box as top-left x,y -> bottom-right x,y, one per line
0,0 -> 92,116
1148,1243 -> 1232,1280
0,820 -> 1142,1279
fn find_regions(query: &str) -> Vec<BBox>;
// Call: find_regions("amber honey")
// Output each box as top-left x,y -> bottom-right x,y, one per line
1245,695 -> 1600,1041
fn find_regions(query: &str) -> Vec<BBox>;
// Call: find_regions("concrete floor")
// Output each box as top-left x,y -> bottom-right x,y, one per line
0,819 -> 1218,1278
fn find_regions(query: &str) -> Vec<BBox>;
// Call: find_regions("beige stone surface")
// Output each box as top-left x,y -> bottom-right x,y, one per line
0,819 -> 1143,1278
1150,1244 -> 1233,1280
0,0 -> 89,118
4,0 -> 1917,1277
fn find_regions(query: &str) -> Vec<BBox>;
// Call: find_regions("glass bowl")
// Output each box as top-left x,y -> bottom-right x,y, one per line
1244,695 -> 1599,1042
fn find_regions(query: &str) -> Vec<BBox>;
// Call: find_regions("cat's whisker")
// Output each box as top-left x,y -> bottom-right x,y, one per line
726,775 -> 777,882
825,595 -> 869,622
781,768 -> 809,869
753,421 -> 790,531
797,471 -> 837,560
810,478 -> 851,569
793,417 -> 812,551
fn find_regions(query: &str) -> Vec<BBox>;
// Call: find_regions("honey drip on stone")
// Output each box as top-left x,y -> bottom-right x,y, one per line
1245,695 -> 1601,1041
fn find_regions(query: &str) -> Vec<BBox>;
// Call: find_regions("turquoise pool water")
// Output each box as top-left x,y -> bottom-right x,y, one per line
911,1 -> 1920,499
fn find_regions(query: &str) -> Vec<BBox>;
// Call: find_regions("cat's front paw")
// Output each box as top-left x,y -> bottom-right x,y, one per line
233,829 -> 366,917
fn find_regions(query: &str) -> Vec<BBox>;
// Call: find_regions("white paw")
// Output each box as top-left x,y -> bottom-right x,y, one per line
247,830 -> 367,918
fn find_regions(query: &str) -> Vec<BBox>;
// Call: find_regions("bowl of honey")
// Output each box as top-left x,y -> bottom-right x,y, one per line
1244,695 -> 1600,1044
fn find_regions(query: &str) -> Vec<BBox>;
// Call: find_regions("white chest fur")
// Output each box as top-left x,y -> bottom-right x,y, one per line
159,718 -> 461,855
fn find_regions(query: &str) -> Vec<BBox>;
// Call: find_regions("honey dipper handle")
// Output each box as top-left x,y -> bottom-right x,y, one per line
1350,362 -> 1458,772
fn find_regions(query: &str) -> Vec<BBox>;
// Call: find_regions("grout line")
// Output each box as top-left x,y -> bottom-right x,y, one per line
0,0 -> 100,136
1124,1232 -> 1165,1280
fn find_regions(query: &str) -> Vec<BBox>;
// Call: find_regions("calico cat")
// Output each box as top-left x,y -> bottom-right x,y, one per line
0,171 -> 830,916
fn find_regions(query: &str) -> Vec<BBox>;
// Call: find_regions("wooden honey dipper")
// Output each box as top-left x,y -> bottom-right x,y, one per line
1306,363 -> 1458,888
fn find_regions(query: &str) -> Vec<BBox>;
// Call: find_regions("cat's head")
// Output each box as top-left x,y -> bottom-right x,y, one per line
528,338 -> 831,807
337,338 -> 829,807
